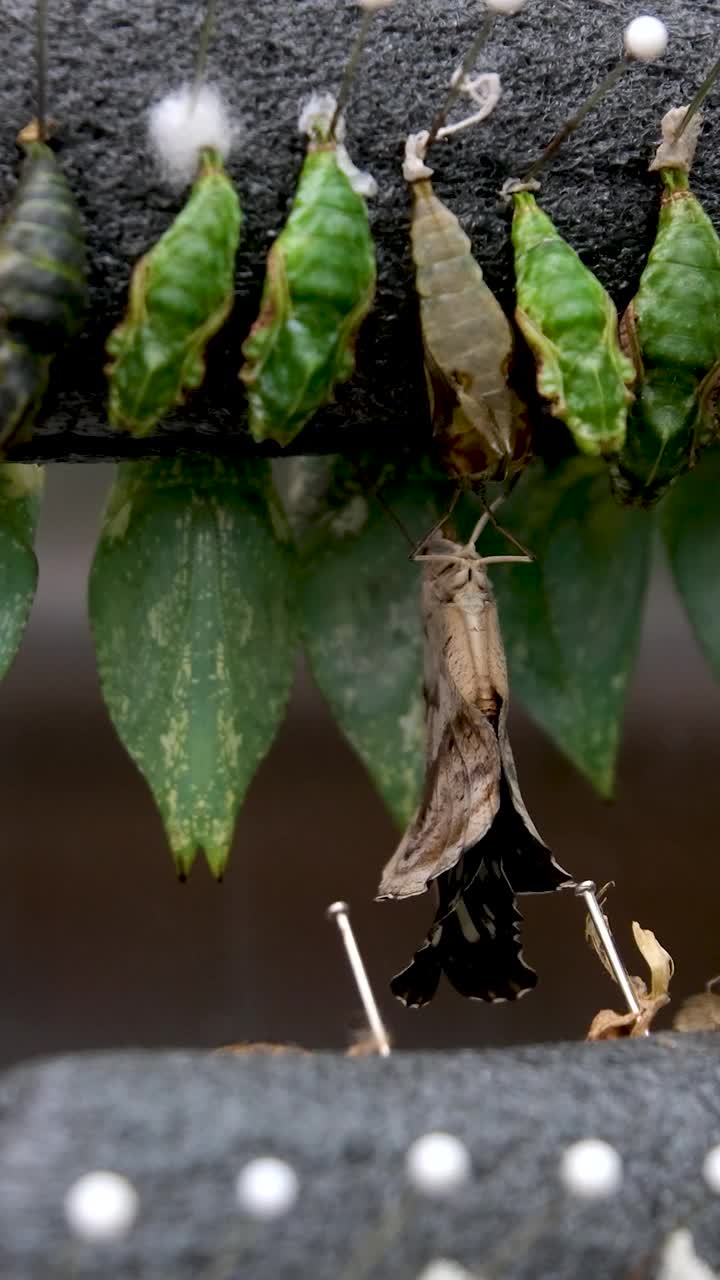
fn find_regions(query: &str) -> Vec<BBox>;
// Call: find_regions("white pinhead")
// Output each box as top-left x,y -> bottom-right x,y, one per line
63,1170 -> 140,1243
558,1139 -> 623,1200
235,1156 -> 299,1220
702,1145 -> 720,1194
485,0 -> 526,12
624,15 -> 669,60
405,1132 -> 472,1198
417,1261 -> 477,1280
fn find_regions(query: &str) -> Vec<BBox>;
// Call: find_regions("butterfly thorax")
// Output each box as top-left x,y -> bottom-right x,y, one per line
420,539 -> 507,715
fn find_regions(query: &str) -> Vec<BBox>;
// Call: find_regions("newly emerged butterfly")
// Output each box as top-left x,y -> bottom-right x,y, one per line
239,92 -> 376,446
378,506 -> 571,1006
106,87 -> 241,436
612,108 -> 720,506
403,76 -> 528,486
0,0 -> 88,452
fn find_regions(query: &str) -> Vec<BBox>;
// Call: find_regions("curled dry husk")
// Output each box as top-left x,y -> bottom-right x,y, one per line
586,905 -> 674,1039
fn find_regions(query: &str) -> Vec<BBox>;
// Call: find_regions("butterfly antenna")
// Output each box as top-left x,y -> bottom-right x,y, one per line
482,477 -> 533,558
675,53 -> 720,140
352,462 -> 418,550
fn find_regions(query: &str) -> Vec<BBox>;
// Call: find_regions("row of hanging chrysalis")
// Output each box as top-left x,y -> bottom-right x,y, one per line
2,1 -> 720,514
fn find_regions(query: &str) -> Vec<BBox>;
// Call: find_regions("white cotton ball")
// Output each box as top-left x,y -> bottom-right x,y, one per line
485,0 -> 527,13
405,1132 -> 472,1199
63,1170 -> 139,1244
702,1145 -> 720,1194
359,0 -> 395,9
148,84 -> 234,190
623,15 -> 669,61
657,1229 -> 717,1280
235,1157 -> 299,1220
417,1260 -> 477,1280
558,1139 -> 623,1200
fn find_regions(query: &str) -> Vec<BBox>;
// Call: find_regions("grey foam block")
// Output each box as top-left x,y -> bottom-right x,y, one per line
0,0 -> 717,460
1,1037 -> 720,1278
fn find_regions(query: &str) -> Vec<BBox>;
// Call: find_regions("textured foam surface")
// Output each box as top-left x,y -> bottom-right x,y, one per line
0,0 -> 717,460
1,1038 -> 720,1277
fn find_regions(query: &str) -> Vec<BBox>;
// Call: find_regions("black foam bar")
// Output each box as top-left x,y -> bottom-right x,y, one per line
0,0 -> 716,461
1,1040 -> 719,1276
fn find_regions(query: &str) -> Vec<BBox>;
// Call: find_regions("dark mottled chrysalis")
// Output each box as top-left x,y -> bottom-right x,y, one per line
240,93 -> 376,446
612,108 -> 720,506
0,128 -> 87,449
106,85 -> 241,437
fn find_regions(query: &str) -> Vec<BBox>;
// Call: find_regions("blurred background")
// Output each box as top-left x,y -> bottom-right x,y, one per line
0,463 -> 718,1068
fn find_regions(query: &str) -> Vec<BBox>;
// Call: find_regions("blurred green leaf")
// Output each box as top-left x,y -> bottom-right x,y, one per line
661,447 -> 720,678
287,456 -> 439,827
0,464 -> 42,681
475,457 -> 653,796
89,456 -> 297,878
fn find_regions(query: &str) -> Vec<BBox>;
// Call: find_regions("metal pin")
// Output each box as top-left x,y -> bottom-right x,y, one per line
326,901 -> 391,1057
574,880 -> 642,1019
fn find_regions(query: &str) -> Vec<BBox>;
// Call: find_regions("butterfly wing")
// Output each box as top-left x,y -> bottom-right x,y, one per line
378,569 -> 502,899
390,808 -> 537,1006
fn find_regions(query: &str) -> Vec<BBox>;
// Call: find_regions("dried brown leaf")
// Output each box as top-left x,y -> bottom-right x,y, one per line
585,919 -> 674,1040
632,921 -> 674,1000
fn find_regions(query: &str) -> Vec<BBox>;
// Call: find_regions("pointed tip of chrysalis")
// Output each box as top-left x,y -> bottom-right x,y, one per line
148,84 -> 235,191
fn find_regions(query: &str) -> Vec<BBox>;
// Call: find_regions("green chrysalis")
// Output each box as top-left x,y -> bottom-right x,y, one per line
611,108 -> 720,506
240,94 -> 376,446
507,185 -> 635,457
0,130 -> 87,448
106,141 -> 241,436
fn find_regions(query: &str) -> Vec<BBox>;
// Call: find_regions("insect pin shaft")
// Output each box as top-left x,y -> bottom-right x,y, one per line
36,0 -> 48,143
326,901 -> 391,1057
675,54 -> 720,140
329,8 -> 374,139
192,0 -> 217,107
575,880 -> 641,1019
426,10 -> 493,151
523,60 -> 627,184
